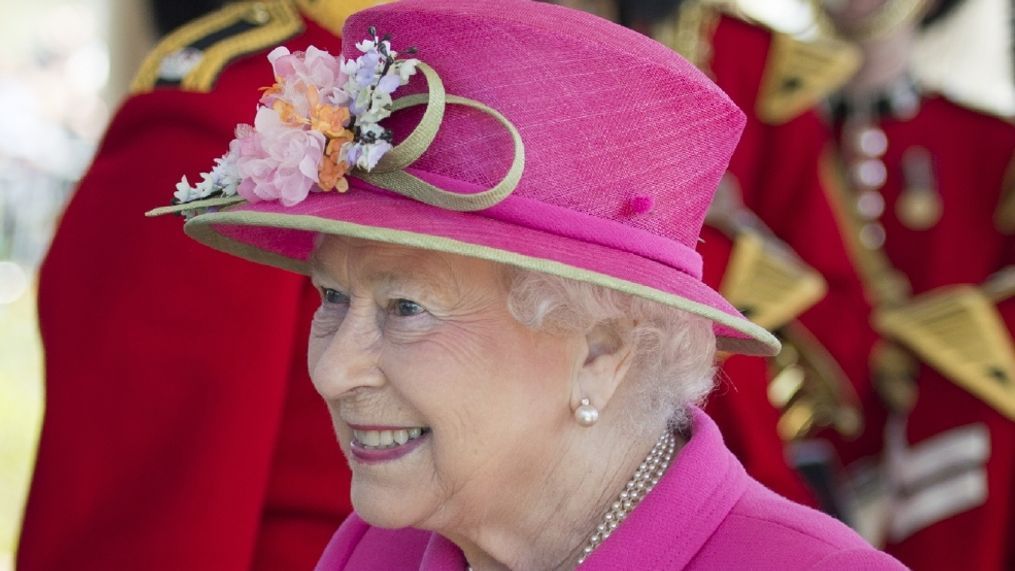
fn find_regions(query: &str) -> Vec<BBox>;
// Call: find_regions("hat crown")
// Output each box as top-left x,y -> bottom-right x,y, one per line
342,0 -> 745,251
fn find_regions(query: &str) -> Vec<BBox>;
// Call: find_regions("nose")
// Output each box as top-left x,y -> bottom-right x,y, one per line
309,302 -> 385,400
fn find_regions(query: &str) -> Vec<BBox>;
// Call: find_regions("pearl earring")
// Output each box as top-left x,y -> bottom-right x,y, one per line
574,398 -> 599,426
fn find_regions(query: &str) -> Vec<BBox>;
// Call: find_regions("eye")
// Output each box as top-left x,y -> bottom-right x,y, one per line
321,287 -> 350,306
390,298 -> 425,317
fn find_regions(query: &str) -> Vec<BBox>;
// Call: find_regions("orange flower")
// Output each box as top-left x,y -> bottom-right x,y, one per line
260,81 -> 283,99
318,138 -> 351,193
311,104 -> 352,140
272,99 -> 302,126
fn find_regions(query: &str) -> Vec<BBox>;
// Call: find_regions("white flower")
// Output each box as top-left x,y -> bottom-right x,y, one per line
174,176 -> 200,203
361,140 -> 392,170
355,38 -> 376,53
208,154 -> 240,197
393,58 -> 419,83
172,153 -> 240,204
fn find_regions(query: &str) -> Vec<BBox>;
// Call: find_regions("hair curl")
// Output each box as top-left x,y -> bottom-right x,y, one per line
506,270 -> 716,431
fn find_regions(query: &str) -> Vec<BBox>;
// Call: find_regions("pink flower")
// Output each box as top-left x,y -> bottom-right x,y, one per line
262,46 -> 349,116
231,107 -> 326,206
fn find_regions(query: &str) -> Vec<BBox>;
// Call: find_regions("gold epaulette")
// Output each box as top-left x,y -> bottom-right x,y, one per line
295,0 -> 394,37
873,280 -> 1015,421
650,0 -> 722,70
719,230 -> 828,331
130,1 -> 303,94
996,151 -> 1015,234
652,1 -> 860,124
756,32 -> 861,125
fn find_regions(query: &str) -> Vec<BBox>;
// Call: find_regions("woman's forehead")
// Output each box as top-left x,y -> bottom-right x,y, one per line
309,235 -> 503,291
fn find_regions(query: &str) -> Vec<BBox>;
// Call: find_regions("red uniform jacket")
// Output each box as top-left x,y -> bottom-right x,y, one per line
827,94 -> 1015,570
687,13 -> 875,510
16,3 -> 377,570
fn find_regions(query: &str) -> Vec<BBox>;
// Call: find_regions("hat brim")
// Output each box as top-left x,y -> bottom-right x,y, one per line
185,189 -> 781,356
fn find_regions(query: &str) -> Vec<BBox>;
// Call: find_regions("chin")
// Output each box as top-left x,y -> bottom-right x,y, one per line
350,479 -> 425,529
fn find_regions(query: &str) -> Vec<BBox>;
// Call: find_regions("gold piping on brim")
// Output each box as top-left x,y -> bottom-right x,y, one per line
132,1 -> 303,94
295,0 -> 393,37
184,210 -> 782,356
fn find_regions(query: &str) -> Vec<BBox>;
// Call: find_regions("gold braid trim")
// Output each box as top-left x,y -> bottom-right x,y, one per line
770,322 -> 862,441
874,281 -> 1015,421
651,0 -> 721,71
131,1 -> 303,94
719,231 -> 827,331
756,32 -> 860,125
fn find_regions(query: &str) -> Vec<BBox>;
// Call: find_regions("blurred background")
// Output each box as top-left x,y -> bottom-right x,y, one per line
1,2 -> 152,569
0,0 -> 1010,569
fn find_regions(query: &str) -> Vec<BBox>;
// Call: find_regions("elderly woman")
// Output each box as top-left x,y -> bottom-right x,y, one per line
152,0 -> 904,569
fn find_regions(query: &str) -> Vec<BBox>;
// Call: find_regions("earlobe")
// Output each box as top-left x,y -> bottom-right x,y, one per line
571,320 -> 636,418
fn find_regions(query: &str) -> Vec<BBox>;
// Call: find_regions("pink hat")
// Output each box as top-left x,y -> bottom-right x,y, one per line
155,0 -> 780,356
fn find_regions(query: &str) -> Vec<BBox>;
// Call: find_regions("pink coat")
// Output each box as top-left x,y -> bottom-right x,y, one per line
315,409 -> 905,570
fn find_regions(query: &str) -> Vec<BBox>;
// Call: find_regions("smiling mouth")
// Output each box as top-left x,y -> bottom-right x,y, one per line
352,427 -> 431,450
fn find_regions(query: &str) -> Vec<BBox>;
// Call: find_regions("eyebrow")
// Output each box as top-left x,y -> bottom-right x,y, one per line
307,253 -> 447,299
367,271 -> 443,298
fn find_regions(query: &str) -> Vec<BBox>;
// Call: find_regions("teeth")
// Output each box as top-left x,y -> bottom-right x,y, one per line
361,431 -> 380,447
353,427 -> 427,449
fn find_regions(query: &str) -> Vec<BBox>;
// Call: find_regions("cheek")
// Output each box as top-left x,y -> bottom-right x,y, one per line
306,335 -> 328,391
383,325 -> 573,471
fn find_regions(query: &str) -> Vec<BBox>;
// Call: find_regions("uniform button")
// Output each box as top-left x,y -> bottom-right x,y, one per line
852,158 -> 887,189
859,222 -> 887,249
856,189 -> 886,220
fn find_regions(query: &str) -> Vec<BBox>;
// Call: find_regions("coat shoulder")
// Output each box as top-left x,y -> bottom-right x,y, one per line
690,482 -> 905,569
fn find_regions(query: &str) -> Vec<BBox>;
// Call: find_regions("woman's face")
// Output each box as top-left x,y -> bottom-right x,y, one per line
308,236 -> 585,530
823,0 -> 891,27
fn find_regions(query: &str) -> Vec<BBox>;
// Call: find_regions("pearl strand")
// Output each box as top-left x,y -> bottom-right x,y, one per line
577,431 -> 677,564
465,431 -> 677,571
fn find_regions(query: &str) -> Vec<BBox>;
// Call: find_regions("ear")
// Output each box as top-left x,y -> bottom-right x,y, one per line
570,319 -> 637,414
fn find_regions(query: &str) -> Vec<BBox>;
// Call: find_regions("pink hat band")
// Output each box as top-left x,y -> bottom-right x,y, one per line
161,0 -> 780,355
352,170 -> 705,279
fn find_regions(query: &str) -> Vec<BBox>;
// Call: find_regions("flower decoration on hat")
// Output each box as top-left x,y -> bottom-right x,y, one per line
171,28 -> 418,217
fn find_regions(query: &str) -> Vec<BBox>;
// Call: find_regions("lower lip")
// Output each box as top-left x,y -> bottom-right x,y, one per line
350,432 -> 430,464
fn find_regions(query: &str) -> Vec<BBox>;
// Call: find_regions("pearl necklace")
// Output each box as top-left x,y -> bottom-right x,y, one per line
577,430 -> 677,564
466,430 -> 677,570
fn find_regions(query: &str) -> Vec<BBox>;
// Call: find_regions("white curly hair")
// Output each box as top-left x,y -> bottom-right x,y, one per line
505,269 -> 717,431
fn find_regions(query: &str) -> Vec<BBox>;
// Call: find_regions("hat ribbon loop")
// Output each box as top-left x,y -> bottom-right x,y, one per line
355,62 -> 526,212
